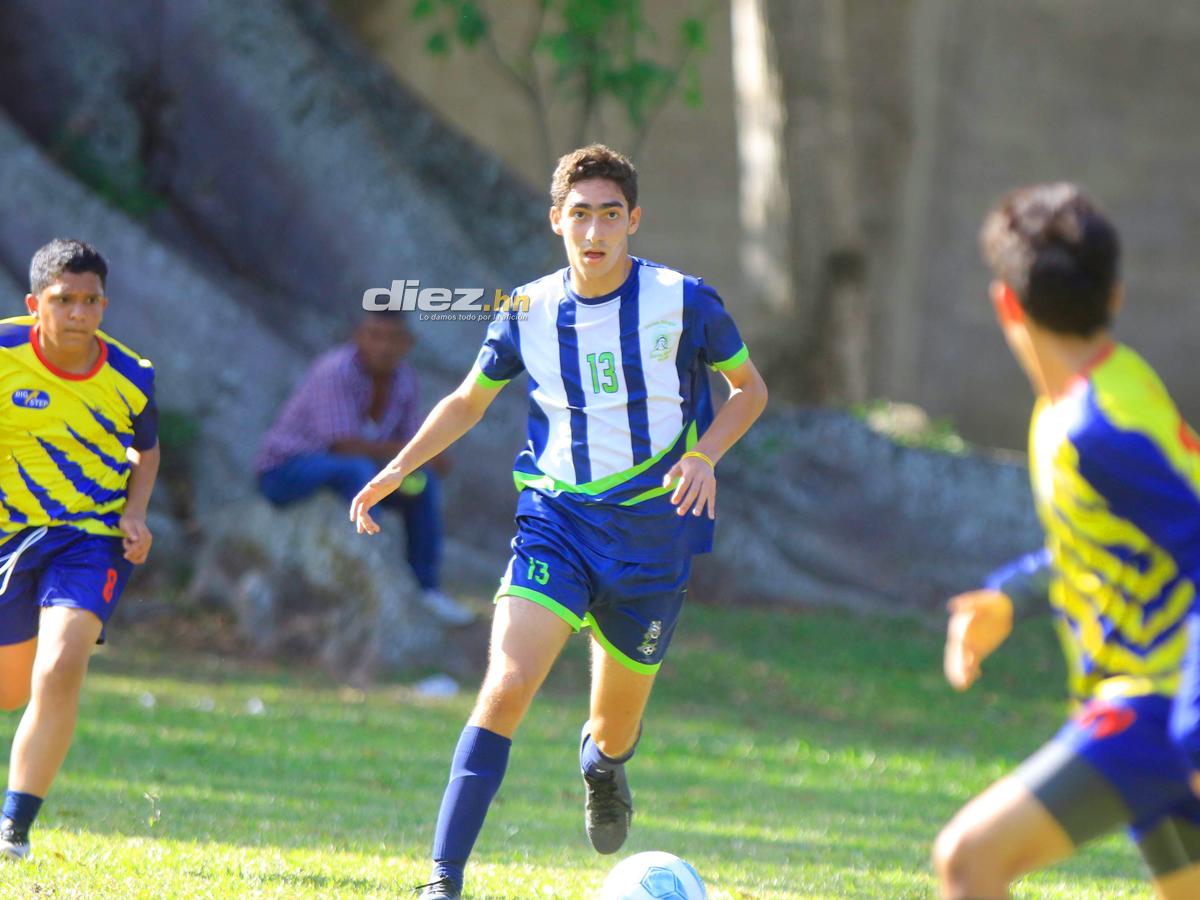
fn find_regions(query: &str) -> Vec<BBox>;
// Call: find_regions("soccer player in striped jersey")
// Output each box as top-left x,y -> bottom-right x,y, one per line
935,184 -> 1200,898
0,239 -> 159,861
351,145 -> 767,899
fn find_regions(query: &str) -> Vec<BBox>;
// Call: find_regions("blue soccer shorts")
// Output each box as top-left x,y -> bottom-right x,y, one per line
494,514 -> 691,674
1015,694 -> 1200,877
0,526 -> 134,646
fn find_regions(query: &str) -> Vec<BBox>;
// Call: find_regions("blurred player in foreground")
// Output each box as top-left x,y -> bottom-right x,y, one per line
936,184 -> 1200,898
0,239 -> 158,861
350,144 -> 767,899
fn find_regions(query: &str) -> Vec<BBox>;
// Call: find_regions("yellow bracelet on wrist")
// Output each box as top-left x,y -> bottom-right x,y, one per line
681,450 -> 715,468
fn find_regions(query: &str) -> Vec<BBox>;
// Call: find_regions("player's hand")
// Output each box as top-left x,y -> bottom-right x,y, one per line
119,514 -> 153,564
944,589 -> 1014,691
349,472 -> 403,535
663,454 -> 716,519
1190,772 -> 1200,800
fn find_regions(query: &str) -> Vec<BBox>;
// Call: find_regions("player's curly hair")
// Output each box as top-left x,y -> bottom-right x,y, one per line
550,144 -> 638,210
980,183 -> 1119,337
29,238 -> 108,296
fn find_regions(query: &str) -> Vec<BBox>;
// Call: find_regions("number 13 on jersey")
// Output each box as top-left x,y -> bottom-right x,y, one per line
586,351 -> 619,395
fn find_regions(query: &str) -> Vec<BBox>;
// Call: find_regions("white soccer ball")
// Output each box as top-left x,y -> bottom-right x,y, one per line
601,851 -> 708,900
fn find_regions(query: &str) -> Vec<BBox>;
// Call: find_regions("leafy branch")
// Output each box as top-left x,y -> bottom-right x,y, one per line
412,0 -> 715,171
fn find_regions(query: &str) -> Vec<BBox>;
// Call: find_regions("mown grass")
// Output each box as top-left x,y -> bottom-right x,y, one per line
1,604 -> 1150,898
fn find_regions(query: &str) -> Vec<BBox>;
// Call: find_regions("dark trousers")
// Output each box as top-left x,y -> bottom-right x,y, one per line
257,453 -> 441,590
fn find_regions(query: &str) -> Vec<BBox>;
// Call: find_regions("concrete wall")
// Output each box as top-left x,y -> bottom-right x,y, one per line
903,1 -> 1200,446
330,0 -> 750,318
332,0 -> 1200,448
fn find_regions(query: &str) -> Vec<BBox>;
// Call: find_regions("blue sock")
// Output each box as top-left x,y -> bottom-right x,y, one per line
3,790 -> 43,830
431,725 -> 512,889
580,727 -> 639,780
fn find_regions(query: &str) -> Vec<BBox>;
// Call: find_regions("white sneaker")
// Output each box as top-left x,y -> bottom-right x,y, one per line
420,589 -> 476,626
0,841 -> 29,862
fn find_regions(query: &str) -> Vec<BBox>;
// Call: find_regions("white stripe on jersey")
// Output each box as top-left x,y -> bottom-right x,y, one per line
518,276 -> 574,484
515,262 -> 689,487
636,265 -> 685,454
574,297 -> 634,479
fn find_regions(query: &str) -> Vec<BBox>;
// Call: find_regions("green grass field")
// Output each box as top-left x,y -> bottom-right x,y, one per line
0,604 -> 1151,898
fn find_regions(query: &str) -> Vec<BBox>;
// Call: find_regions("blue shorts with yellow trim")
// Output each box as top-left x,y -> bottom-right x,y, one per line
0,526 -> 133,646
495,514 -> 691,674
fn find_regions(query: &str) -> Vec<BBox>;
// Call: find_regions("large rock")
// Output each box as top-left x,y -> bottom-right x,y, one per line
188,493 -> 446,680
0,265 -> 22,305
0,0 -> 547,357
698,409 -> 1040,615
0,0 -> 530,548
0,111 -> 300,512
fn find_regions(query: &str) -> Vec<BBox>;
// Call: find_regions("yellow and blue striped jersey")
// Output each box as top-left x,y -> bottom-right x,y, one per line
1026,343 -> 1200,704
1,316 -> 156,538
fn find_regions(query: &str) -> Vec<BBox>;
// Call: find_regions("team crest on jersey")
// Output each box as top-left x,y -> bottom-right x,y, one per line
647,322 -> 677,362
637,620 -> 664,658
11,389 -> 50,409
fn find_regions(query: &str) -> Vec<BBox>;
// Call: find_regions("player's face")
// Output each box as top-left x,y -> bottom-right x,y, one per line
550,178 -> 641,297
26,272 -> 107,351
354,317 -> 411,376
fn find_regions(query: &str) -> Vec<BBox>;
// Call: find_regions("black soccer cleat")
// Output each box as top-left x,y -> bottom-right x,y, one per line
413,876 -> 462,899
582,763 -> 633,854
0,817 -> 30,861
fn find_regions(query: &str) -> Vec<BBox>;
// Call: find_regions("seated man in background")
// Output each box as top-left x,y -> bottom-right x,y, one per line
255,312 -> 473,626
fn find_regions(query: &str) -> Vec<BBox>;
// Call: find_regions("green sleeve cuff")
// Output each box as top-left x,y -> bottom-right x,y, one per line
710,344 -> 749,372
474,366 -> 510,389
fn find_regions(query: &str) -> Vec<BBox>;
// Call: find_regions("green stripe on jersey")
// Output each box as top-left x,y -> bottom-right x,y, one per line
512,421 -> 698,498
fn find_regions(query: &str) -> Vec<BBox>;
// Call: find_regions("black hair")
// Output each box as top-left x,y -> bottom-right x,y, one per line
29,238 -> 108,295
550,144 -> 638,210
980,183 -> 1119,336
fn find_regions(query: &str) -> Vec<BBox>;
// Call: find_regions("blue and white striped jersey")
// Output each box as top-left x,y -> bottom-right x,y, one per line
474,257 -> 748,562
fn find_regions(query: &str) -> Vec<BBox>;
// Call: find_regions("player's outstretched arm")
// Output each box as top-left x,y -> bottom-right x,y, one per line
943,589 -> 1014,691
350,368 -> 504,535
120,442 -> 160,564
663,358 -> 767,519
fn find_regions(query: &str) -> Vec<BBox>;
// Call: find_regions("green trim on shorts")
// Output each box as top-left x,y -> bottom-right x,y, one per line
710,344 -> 749,372
495,583 -> 584,631
584,612 -> 661,675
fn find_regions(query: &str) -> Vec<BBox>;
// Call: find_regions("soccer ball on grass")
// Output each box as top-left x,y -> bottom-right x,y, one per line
600,851 -> 708,900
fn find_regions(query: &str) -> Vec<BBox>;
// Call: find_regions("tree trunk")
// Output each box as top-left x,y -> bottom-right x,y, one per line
817,0 -> 869,405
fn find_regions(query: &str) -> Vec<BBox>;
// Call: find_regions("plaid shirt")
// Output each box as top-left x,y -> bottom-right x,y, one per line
255,344 -> 420,473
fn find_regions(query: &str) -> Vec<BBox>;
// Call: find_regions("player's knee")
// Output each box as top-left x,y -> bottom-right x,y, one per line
32,646 -> 90,697
477,669 -> 539,717
933,822 -> 977,886
933,820 -> 1005,891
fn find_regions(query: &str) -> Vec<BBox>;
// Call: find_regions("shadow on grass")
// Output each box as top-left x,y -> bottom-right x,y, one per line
0,603 -> 1147,897
216,870 -> 387,893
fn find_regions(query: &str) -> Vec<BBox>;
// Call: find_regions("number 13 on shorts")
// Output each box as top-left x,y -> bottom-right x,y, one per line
527,557 -> 550,585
